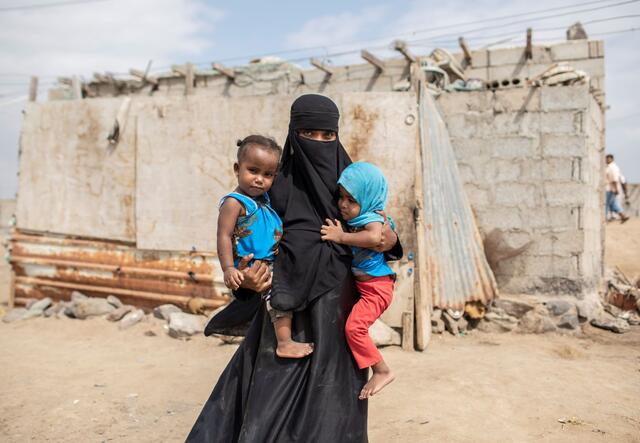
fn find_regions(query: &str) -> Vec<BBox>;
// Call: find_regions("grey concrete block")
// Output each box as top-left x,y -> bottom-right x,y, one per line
549,41 -> 590,61
494,183 -> 538,207
492,136 -> 539,158
542,182 -> 586,206
539,112 -> 580,134
522,206 -> 579,229
484,159 -> 522,182
445,112 -> 493,138
540,85 -> 589,112
588,40 -> 604,58
541,134 -> 586,157
570,58 -> 605,78
524,255 -> 579,279
436,90 -> 492,115
476,208 -> 524,231
529,231 -> 584,256
492,112 -> 540,136
463,185 -> 491,206
493,88 -> 540,113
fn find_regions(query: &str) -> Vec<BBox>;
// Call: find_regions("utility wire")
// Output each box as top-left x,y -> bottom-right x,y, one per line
0,0 -> 110,12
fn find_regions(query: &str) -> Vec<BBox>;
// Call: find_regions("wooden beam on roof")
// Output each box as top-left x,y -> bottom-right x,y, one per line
28,76 -> 38,102
184,63 -> 194,95
310,58 -> 334,76
129,68 -> 158,85
393,40 -> 417,63
360,49 -> 385,72
212,62 -> 236,80
458,37 -> 472,66
171,64 -> 187,76
525,28 -> 533,60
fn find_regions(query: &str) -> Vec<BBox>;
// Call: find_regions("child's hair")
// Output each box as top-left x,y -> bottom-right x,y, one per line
236,135 -> 282,162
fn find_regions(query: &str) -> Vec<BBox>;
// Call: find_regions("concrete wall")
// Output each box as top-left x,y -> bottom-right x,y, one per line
436,84 -> 604,299
0,199 -> 16,304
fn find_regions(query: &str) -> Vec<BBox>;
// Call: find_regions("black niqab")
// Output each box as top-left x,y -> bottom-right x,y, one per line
269,94 -> 353,311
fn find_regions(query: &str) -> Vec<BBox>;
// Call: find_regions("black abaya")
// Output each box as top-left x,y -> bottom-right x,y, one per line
187,278 -> 367,443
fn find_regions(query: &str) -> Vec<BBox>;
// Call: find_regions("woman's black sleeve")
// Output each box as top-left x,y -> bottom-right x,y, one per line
384,234 -> 403,262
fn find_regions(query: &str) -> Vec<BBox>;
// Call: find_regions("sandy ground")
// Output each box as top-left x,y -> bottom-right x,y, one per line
0,316 -> 639,443
605,217 -> 640,278
0,219 -> 639,442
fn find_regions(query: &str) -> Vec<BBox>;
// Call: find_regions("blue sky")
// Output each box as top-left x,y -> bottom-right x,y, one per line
1,0 -> 639,198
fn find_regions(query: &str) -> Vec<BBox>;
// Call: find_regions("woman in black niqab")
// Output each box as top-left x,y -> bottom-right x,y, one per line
186,94 -> 401,443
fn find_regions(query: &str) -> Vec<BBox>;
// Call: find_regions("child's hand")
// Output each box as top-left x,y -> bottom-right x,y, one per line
320,219 -> 345,244
223,267 -> 244,290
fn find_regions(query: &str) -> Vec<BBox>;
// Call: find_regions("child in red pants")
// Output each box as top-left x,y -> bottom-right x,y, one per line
321,162 -> 395,400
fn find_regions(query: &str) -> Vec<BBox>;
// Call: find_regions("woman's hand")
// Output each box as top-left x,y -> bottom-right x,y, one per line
236,254 -> 272,293
320,219 -> 345,244
372,210 -> 398,252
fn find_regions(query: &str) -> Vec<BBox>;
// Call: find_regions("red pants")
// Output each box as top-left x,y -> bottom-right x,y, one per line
346,275 -> 394,369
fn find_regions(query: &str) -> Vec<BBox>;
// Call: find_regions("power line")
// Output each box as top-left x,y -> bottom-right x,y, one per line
0,0 -> 110,12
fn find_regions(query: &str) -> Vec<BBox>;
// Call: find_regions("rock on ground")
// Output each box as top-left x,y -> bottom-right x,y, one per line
2,308 -> 27,323
369,319 -> 401,346
153,304 -> 183,321
492,298 -> 534,318
71,297 -> 116,319
119,309 -> 145,330
29,297 -> 52,312
477,309 -> 519,333
590,313 -> 630,334
168,312 -> 206,339
544,300 -> 572,316
107,305 -> 134,322
107,295 -> 123,308
519,307 -> 557,334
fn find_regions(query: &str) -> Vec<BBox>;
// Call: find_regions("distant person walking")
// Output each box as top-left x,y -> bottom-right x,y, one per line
605,154 -> 629,223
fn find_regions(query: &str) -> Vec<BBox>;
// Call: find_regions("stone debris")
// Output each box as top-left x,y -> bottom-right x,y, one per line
431,308 -> 445,334
24,298 -> 37,309
2,308 -> 27,323
492,298 -> 534,319
543,299 -> 572,316
519,307 -> 557,334
153,304 -> 183,321
107,295 -> 123,308
369,319 -> 401,346
442,311 -> 460,335
168,312 -> 206,339
556,312 -> 579,330
71,291 -> 88,302
590,313 -> 630,334
71,297 -> 116,319
119,309 -> 145,330
44,303 -> 65,318
107,305 -> 134,322
477,308 -> 519,333
29,297 -> 52,313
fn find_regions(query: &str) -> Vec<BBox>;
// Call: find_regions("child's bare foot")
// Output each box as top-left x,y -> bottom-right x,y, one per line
275,340 -> 314,359
359,368 -> 394,400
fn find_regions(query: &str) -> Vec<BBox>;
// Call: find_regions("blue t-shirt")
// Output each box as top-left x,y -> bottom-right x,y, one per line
219,192 -> 283,267
349,225 -> 395,278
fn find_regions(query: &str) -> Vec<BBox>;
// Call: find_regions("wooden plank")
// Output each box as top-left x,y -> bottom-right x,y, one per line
185,63 -> 194,95
458,37 -> 472,67
129,68 -> 158,85
526,28 -> 533,60
360,49 -> 385,72
212,63 -> 236,80
28,76 -> 38,102
310,58 -> 334,76
413,82 -> 433,351
393,40 -> 417,63
8,267 -> 16,309
402,311 -> 414,351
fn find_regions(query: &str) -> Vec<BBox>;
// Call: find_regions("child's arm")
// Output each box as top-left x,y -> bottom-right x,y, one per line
320,219 -> 382,249
217,198 -> 244,290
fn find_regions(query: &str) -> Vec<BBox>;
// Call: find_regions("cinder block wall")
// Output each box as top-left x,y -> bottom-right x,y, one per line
437,84 -> 604,300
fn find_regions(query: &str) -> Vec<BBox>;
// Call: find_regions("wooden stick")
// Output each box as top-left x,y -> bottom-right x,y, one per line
8,267 -> 16,309
393,40 -> 417,63
185,63 -> 194,95
28,76 -> 38,102
129,68 -> 158,85
413,82 -> 433,351
525,28 -> 533,60
310,58 -> 334,76
360,49 -> 385,72
212,62 -> 236,80
458,37 -> 472,66
402,311 -> 414,351
71,76 -> 82,99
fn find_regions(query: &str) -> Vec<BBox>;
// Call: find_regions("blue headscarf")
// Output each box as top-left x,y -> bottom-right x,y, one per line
337,162 -> 389,228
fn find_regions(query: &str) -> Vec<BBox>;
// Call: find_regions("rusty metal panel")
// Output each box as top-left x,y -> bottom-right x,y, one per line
419,92 -> 498,310
9,230 -> 229,310
17,100 -> 136,242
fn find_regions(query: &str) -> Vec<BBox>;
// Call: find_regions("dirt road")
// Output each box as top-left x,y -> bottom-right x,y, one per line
1,315 -> 639,443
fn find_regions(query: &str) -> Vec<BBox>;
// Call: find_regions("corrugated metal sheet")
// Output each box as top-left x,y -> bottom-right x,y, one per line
419,90 -> 498,310
9,229 -> 229,310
